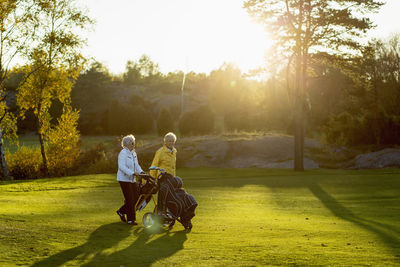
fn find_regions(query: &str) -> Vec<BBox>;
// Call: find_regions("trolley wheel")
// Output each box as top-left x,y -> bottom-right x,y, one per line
184,221 -> 192,232
142,212 -> 159,228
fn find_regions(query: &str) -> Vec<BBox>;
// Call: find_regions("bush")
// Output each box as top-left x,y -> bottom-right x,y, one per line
156,108 -> 174,136
73,143 -> 117,174
179,105 -> 215,136
225,109 -> 251,131
5,140 -> 119,179
6,146 -> 43,179
46,107 -> 81,177
322,110 -> 400,146
322,112 -> 357,146
8,106 -> 82,179
84,157 -> 116,174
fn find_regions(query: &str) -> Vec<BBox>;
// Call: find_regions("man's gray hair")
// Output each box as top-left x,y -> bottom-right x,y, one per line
164,132 -> 177,142
121,134 -> 135,148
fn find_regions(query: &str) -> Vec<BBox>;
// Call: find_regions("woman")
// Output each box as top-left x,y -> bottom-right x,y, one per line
116,134 -> 144,225
149,132 -> 177,178
150,132 -> 177,215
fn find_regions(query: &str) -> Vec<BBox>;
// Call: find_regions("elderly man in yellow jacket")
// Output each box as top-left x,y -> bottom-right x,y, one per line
150,132 -> 177,178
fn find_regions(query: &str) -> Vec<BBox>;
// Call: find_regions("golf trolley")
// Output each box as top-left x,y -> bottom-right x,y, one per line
135,166 -> 195,231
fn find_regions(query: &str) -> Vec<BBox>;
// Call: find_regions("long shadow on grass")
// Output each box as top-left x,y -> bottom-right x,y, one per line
32,222 -> 131,266
32,223 -> 187,267
308,182 -> 400,259
82,227 -> 187,267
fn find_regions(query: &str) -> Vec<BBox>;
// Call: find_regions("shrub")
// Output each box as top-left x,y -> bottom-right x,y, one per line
322,109 -> 400,146
225,109 -> 251,131
156,108 -> 174,136
6,106 -> 81,180
6,146 -> 43,179
83,156 -> 116,174
322,111 -> 367,146
46,107 -> 81,177
179,105 -> 215,136
73,143 -> 117,174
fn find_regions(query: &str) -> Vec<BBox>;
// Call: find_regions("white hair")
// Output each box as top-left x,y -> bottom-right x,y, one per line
121,134 -> 135,148
164,132 -> 177,142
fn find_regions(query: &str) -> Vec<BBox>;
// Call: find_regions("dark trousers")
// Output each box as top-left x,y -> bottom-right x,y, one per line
118,181 -> 139,221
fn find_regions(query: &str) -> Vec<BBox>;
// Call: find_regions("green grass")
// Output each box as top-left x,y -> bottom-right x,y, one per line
0,168 -> 400,266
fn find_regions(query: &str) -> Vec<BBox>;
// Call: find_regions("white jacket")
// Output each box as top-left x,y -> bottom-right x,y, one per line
117,148 -> 143,183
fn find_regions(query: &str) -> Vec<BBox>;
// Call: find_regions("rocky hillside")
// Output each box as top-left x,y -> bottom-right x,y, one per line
137,134 -> 323,170
135,133 -> 400,170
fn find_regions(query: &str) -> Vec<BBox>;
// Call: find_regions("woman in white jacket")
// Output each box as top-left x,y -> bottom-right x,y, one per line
116,134 -> 144,225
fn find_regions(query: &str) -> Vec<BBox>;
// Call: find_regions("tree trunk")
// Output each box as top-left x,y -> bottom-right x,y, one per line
294,0 -> 304,171
294,98 -> 304,171
0,128 -> 10,180
38,132 -> 49,177
372,77 -> 381,145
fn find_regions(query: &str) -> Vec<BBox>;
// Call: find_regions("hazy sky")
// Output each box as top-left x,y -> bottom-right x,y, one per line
79,0 -> 400,75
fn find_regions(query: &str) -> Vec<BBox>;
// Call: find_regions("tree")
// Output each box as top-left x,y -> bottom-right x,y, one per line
17,0 -> 92,176
244,0 -> 383,170
104,100 -> 153,135
71,61 -> 113,134
0,0 -> 36,180
46,104 -> 80,176
323,35 -> 400,146
137,54 -> 161,82
179,105 -> 215,136
209,63 -> 242,133
156,108 -> 174,136
123,60 -> 142,85
359,36 -> 400,145
123,55 -> 162,85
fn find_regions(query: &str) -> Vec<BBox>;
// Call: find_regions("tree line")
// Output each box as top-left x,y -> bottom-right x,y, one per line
15,33 -> 399,150
7,36 -> 400,146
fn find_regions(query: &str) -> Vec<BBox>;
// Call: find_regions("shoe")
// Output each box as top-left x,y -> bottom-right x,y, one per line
127,221 -> 138,225
116,210 -> 126,222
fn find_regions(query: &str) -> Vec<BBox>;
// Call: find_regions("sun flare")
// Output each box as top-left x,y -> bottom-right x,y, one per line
82,0 -> 273,74
171,6 -> 273,74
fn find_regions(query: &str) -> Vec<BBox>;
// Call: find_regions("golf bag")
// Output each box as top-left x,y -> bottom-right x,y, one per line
157,173 -> 198,227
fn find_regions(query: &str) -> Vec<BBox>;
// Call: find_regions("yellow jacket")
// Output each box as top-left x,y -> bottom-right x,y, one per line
150,145 -> 177,178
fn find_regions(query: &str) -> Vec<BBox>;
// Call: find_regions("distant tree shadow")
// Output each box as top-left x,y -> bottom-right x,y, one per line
82,228 -> 187,267
32,222 -> 131,266
32,223 -> 187,267
307,182 -> 400,260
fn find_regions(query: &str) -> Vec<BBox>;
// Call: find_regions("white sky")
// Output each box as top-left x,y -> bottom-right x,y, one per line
79,0 -> 400,75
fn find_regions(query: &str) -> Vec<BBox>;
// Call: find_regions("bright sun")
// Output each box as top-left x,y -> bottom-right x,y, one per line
169,7 -> 273,74
82,0 -> 273,74
230,21 -> 273,73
